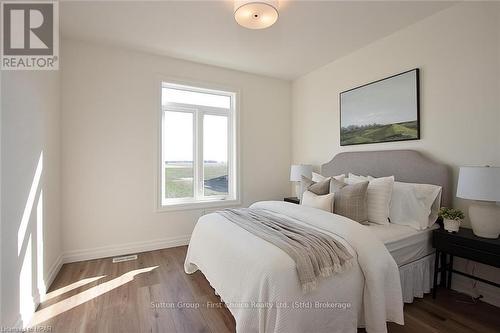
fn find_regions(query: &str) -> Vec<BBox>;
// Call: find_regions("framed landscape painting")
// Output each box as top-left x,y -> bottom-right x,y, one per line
340,68 -> 420,146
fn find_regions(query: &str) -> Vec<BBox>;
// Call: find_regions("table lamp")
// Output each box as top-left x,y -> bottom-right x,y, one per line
290,164 -> 312,199
457,166 -> 500,239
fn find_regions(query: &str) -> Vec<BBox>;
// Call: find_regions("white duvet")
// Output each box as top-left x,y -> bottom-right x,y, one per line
184,201 -> 404,333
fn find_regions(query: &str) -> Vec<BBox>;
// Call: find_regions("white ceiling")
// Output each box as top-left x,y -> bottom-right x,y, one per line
60,1 -> 454,80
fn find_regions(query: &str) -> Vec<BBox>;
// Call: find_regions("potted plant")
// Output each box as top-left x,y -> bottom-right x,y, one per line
439,207 -> 465,233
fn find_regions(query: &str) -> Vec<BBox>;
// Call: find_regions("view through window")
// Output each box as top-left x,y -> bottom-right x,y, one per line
161,83 -> 237,207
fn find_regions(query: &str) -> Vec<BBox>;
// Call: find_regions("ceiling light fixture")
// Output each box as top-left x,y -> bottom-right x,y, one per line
234,0 -> 279,30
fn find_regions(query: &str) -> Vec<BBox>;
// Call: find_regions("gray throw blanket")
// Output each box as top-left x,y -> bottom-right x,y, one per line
218,208 -> 353,292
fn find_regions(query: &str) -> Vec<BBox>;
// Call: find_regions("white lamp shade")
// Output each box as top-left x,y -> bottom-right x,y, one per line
457,166 -> 500,202
290,164 -> 312,182
234,0 -> 279,29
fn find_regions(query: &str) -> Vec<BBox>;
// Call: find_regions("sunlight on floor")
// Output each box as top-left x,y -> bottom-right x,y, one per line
44,275 -> 106,301
30,266 -> 158,326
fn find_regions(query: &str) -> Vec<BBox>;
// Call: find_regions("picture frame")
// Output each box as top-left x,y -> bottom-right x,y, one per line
340,68 -> 420,146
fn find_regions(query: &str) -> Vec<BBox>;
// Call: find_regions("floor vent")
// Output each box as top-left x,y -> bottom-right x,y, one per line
112,254 -> 138,263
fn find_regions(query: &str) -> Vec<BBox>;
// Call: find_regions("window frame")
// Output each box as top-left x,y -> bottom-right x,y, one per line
157,79 -> 240,212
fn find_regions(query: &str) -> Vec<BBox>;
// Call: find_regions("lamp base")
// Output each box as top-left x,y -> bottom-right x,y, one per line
295,183 -> 302,200
469,203 -> 500,239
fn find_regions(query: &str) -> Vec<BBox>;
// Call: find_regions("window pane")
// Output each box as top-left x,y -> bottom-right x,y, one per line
164,111 -> 194,199
203,115 -> 229,196
162,87 -> 230,109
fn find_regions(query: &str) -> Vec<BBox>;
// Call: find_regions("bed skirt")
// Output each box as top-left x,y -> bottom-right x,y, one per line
399,253 -> 435,303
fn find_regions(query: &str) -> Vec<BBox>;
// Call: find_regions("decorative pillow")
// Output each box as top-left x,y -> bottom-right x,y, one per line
347,172 -> 374,183
301,175 -> 330,195
330,179 -> 369,223
301,190 -> 335,212
347,173 -> 394,225
389,181 -> 442,230
300,174 -> 345,197
312,172 -> 326,182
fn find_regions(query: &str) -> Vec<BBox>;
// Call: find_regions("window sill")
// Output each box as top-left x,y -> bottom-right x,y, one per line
157,198 -> 241,213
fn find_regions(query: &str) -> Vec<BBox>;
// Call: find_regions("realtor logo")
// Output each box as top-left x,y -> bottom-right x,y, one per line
1,1 -> 59,70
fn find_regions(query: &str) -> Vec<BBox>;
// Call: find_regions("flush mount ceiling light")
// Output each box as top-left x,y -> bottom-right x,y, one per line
234,0 -> 279,29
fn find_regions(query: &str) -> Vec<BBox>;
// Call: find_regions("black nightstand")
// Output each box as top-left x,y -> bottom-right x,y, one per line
432,227 -> 500,298
284,197 -> 300,204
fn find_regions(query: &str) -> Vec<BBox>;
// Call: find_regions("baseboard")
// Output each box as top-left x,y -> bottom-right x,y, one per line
11,294 -> 38,329
13,316 -> 22,329
45,254 -> 63,291
451,274 -> 500,307
7,262 -> 58,330
62,234 -> 191,264
5,238 -> 189,329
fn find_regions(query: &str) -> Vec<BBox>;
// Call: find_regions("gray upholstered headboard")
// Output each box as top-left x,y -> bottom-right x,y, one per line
321,150 -> 452,207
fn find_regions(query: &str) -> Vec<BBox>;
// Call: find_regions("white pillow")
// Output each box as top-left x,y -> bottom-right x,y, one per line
345,173 -> 370,185
348,173 -> 369,181
347,173 -> 394,225
390,181 -> 442,230
312,172 -> 345,183
301,190 -> 335,213
333,174 -> 346,182
312,172 -> 326,182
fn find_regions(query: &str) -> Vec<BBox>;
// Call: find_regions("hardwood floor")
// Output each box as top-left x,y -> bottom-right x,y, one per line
33,246 -> 500,333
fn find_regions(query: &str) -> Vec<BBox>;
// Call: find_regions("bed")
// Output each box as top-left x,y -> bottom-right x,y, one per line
184,150 -> 451,333
369,223 -> 438,302
321,150 -> 451,305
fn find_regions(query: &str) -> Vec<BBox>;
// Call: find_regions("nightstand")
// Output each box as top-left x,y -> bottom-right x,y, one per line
284,197 -> 300,204
432,227 -> 500,298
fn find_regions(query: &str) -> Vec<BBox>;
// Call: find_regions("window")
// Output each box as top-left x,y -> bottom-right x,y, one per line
160,82 -> 238,209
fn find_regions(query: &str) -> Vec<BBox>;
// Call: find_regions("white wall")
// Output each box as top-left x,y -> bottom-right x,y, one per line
1,71 -> 61,327
292,2 -> 500,305
0,69 -> 3,327
60,40 -> 291,260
